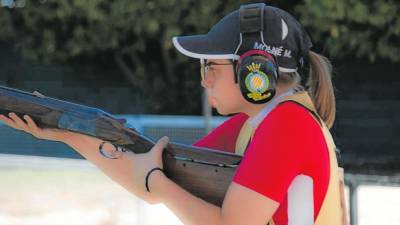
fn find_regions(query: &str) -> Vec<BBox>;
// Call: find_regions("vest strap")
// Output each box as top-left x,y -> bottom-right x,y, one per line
278,100 -> 323,127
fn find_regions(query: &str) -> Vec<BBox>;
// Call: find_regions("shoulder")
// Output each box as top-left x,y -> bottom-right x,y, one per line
249,101 -> 325,156
232,102 -> 322,202
254,101 -> 322,141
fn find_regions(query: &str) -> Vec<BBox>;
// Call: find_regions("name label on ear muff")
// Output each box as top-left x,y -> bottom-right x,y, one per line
244,62 -> 271,101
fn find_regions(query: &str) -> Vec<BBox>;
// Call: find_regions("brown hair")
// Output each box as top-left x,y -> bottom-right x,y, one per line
277,51 -> 336,129
306,51 -> 336,129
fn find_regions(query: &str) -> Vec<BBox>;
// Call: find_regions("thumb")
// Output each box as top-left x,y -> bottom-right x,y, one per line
152,136 -> 169,167
153,136 -> 169,155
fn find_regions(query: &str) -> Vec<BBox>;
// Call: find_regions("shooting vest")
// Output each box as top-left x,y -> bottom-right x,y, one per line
234,90 -> 346,225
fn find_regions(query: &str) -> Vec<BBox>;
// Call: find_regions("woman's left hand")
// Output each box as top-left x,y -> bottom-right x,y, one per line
119,136 -> 169,204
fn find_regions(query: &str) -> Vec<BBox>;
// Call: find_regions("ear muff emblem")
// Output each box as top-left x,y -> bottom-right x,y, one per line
244,63 -> 271,101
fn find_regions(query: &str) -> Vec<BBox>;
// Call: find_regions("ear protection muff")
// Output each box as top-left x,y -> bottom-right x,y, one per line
235,49 -> 279,104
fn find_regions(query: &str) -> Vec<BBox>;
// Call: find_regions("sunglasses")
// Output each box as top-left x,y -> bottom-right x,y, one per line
200,59 -> 234,81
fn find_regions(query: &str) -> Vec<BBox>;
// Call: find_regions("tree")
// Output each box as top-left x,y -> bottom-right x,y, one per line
0,0 -> 248,113
295,0 -> 400,62
1,0 -> 398,114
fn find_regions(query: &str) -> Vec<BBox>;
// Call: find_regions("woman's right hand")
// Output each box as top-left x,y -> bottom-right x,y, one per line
0,112 -> 72,142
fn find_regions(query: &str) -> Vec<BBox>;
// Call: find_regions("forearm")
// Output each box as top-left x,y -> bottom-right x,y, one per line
60,133 -> 143,198
60,132 -> 105,163
151,171 -> 224,225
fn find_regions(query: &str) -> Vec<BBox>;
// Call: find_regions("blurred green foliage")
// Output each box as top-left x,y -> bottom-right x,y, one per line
0,0 -> 399,114
1,0 -> 222,60
296,0 -> 400,61
0,0 -> 237,113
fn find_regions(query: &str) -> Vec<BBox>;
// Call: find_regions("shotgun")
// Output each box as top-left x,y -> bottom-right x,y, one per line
0,85 -> 241,206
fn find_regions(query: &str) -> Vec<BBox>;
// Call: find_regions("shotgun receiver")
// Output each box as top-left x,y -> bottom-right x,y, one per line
0,85 -> 241,206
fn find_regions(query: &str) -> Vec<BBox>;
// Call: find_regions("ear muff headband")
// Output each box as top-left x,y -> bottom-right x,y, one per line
239,49 -> 275,62
237,49 -> 279,77
231,3 -> 281,104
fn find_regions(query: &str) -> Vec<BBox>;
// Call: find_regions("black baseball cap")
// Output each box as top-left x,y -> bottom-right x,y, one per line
172,3 -> 312,72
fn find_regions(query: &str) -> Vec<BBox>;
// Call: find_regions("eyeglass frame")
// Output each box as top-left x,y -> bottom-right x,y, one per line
200,59 -> 235,81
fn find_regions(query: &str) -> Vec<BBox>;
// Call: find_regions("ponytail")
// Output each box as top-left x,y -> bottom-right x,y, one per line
306,51 -> 336,129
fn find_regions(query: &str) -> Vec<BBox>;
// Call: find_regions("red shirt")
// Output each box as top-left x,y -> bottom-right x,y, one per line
193,102 -> 330,225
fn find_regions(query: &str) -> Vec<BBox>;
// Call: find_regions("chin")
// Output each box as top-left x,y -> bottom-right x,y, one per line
215,106 -> 238,116
215,107 -> 227,116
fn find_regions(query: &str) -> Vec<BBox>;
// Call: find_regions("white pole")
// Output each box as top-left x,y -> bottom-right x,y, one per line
202,89 -> 212,135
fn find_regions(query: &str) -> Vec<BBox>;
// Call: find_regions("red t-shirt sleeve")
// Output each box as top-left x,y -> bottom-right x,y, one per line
233,102 -> 321,203
193,113 -> 248,153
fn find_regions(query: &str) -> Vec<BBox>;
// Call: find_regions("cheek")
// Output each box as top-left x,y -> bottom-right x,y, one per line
214,83 -> 245,114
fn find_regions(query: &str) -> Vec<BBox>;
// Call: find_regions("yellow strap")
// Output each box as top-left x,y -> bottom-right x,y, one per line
235,118 -> 254,156
281,91 -> 317,112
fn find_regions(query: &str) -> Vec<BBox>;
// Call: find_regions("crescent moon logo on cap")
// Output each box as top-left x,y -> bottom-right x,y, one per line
281,19 -> 288,40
